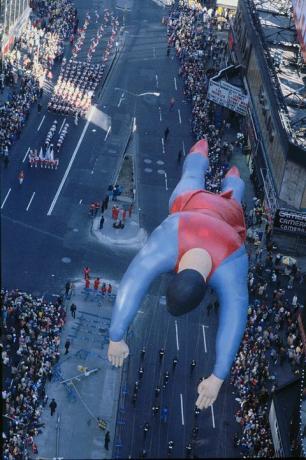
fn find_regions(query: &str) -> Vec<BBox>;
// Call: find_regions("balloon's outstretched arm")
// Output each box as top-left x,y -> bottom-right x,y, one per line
109,215 -> 179,342
209,246 -> 249,380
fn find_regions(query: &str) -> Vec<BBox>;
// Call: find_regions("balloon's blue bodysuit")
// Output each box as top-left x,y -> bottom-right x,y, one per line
109,141 -> 249,380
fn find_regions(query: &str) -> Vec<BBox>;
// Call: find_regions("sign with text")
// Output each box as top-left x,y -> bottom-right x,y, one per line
274,208 -> 306,236
207,79 -> 248,115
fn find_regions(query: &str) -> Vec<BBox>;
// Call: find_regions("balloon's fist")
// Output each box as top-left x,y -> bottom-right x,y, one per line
196,374 -> 224,409
108,340 -> 129,367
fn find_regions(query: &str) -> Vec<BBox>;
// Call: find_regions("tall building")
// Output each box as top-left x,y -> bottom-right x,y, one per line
1,0 -> 30,55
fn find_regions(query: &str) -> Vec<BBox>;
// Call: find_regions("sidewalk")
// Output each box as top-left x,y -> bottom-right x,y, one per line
91,203 -> 147,248
35,281 -> 122,460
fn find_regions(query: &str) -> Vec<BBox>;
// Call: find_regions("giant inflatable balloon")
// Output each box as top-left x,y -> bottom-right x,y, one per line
108,139 -> 249,409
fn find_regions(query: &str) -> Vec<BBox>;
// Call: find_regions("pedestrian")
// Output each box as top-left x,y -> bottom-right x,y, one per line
101,201 -> 105,214
89,202 -> 95,217
192,426 -> 199,439
185,443 -> 192,458
163,371 -> 169,385
169,97 -> 175,110
167,46 -> 171,56
138,366 -> 144,380
172,357 -> 178,370
190,360 -> 196,374
37,103 -> 42,112
94,277 -> 100,292
94,201 -> 100,217
104,431 -> 110,450
194,407 -> 200,418
107,283 -> 112,298
161,406 -> 168,423
155,385 -> 161,398
164,127 -> 170,141
140,348 -> 146,360
132,392 -> 137,407
159,348 -> 165,362
177,149 -> 182,164
104,195 -> 109,210
49,398 -> 57,416
70,303 -> 77,319
83,266 -> 90,279
64,339 -> 71,354
168,440 -> 174,457
99,215 -> 105,230
85,277 -> 90,291
143,422 -> 150,439
140,449 -> 147,459
134,381 -> 139,393
65,281 -> 71,297
101,283 -> 107,297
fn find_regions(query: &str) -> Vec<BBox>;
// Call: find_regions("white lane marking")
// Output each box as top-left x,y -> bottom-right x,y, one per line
138,310 -> 144,314
79,199 -> 82,204
159,106 -> 162,122
59,118 -> 66,134
1,188 -> 11,209
164,172 -> 168,191
182,140 -> 186,157
175,320 -> 179,351
91,170 -> 94,175
104,126 -> 111,141
161,137 -> 165,154
37,115 -> 46,132
174,76 -> 177,91
47,106 -> 95,216
155,74 -> 159,88
117,92 -> 125,107
211,404 -> 216,428
202,324 -> 208,353
178,109 -> 182,125
22,147 -> 30,163
180,394 -> 185,426
26,192 -> 36,211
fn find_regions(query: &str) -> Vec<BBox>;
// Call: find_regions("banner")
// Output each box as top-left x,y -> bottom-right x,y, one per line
273,208 -> 306,236
207,78 -> 248,115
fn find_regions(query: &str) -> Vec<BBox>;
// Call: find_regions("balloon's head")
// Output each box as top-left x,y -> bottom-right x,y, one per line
166,269 -> 207,316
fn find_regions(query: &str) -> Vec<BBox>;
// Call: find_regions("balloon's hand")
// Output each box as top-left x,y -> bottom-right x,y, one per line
196,374 -> 224,409
108,340 -> 129,367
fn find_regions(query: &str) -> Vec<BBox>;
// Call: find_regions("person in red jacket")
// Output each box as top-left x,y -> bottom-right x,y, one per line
83,266 -> 90,279
94,277 -> 100,291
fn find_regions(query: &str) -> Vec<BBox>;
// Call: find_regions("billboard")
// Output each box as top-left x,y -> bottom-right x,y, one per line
273,208 -> 306,236
292,0 -> 306,62
207,78 -> 249,115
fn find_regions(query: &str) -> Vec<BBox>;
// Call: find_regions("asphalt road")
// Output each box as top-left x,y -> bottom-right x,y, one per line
1,0 -> 241,458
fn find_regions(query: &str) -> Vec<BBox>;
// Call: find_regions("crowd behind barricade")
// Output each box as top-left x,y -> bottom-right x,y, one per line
0,0 -> 77,157
166,1 -> 305,457
1,289 -> 66,459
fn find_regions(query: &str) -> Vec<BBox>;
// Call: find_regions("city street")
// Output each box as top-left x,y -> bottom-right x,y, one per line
1,0 -> 305,459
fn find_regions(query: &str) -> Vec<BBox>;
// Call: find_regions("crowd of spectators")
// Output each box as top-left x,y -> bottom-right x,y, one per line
167,1 -> 305,457
0,0 -> 77,156
1,289 -> 66,460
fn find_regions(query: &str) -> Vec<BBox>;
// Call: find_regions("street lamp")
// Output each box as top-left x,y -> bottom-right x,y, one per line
114,87 -> 160,98
114,88 -> 160,132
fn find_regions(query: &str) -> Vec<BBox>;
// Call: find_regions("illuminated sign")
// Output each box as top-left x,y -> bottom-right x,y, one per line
274,208 -> 306,235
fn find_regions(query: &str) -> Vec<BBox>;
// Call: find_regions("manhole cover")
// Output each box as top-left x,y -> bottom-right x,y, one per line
73,228 -> 79,232
144,159 -> 152,164
157,169 -> 166,174
144,168 -> 153,173
156,160 -> 164,165
61,257 -> 71,264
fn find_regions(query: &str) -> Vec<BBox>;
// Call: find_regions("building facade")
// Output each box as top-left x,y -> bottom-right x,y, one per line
232,0 -> 306,217
1,0 -> 30,55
